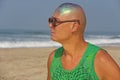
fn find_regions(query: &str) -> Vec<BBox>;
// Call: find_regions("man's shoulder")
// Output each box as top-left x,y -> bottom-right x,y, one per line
95,49 -> 112,65
48,50 -> 56,62
95,49 -> 119,67
95,49 -> 111,63
48,47 -> 63,62
95,49 -> 120,79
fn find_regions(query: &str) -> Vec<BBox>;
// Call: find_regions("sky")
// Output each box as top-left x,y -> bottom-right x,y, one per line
0,0 -> 120,34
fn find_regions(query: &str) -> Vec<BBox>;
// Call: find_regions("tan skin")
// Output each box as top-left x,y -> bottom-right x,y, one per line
47,6 -> 120,80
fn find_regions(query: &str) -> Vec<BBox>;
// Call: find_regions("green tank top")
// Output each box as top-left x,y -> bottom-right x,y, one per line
50,43 -> 101,80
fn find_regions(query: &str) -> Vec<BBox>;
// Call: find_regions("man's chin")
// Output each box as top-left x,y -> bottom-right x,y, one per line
51,37 -> 57,41
51,37 -> 60,42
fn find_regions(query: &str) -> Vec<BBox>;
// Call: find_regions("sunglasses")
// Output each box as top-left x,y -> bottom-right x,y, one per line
48,17 -> 80,27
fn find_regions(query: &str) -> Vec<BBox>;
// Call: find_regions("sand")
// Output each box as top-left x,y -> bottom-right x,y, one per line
0,46 -> 119,80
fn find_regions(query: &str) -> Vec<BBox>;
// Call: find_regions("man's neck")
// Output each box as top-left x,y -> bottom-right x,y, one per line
61,37 -> 88,58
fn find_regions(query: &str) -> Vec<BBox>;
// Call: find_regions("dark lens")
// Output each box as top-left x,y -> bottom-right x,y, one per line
48,18 -> 53,23
52,18 -> 56,26
48,17 -> 57,27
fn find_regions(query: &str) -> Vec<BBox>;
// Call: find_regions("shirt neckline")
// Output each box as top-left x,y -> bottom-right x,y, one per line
59,43 -> 90,72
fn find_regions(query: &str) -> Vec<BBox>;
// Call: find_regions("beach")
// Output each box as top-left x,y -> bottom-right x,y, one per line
0,46 -> 119,80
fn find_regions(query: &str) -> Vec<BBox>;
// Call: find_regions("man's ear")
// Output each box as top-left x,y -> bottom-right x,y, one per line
70,22 -> 79,32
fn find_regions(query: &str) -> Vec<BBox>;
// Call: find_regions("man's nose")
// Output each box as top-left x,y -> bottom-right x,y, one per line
48,23 -> 53,28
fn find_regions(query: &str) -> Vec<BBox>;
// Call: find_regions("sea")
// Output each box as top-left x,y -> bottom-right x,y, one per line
0,29 -> 120,48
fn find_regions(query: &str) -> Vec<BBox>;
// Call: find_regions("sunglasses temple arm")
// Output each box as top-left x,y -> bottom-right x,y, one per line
58,20 -> 80,24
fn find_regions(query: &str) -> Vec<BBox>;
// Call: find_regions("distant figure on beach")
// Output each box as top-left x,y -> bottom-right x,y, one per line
47,3 -> 120,80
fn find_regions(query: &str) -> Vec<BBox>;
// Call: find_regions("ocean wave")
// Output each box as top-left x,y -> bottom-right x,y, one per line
0,34 -> 120,48
86,35 -> 120,39
86,34 -> 120,46
87,38 -> 120,46
0,41 -> 61,48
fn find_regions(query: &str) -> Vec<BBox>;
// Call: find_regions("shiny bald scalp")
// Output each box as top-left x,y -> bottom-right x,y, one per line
54,3 -> 86,25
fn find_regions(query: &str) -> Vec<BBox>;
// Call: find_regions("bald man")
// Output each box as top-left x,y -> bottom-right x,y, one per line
47,3 -> 120,80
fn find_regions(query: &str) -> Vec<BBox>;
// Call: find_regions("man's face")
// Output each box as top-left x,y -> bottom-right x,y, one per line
48,13 -> 73,43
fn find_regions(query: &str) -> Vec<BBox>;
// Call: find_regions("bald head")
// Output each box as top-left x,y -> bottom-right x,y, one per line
55,3 -> 81,15
54,3 -> 86,25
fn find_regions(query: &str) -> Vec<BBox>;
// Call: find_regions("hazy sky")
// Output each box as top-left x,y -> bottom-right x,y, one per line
0,0 -> 120,33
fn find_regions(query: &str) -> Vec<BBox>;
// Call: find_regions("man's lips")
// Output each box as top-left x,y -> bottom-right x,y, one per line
51,31 -> 55,35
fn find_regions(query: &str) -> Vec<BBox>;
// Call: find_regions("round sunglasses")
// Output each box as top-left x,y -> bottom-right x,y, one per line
48,17 -> 80,27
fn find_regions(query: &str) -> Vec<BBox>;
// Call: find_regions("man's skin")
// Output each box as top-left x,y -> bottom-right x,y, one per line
47,3 -> 120,80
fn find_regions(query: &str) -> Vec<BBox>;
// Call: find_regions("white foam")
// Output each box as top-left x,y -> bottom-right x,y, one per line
0,41 -> 61,48
86,38 -> 120,46
0,34 -> 120,48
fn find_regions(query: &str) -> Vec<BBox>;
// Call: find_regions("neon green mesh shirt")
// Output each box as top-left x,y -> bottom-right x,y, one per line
50,43 -> 101,80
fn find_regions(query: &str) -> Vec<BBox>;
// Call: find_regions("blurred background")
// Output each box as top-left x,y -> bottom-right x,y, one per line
0,0 -> 120,48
